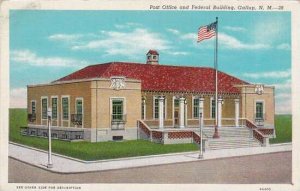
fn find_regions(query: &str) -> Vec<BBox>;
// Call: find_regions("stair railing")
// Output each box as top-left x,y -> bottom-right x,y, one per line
245,119 -> 269,147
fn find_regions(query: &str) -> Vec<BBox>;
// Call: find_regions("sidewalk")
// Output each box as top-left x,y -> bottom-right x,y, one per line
9,142 -> 292,174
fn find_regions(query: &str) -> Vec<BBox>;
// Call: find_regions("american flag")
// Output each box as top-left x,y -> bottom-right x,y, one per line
197,21 -> 217,42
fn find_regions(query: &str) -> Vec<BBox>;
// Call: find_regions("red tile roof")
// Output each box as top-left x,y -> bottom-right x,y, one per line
54,62 -> 249,93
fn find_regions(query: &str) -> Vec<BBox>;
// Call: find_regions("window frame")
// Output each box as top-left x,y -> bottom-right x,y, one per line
51,96 -> 58,120
112,100 -> 124,121
75,97 -> 84,127
75,98 -> 83,115
255,100 -> 265,119
153,96 -> 166,119
31,100 -> 36,115
192,97 -> 200,119
110,97 -> 126,124
61,96 -> 70,126
210,97 -> 216,119
41,96 -> 48,121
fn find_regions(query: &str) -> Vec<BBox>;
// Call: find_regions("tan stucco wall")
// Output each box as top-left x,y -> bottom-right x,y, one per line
27,79 -> 274,131
91,79 -> 142,129
240,85 -> 275,127
27,81 -> 92,128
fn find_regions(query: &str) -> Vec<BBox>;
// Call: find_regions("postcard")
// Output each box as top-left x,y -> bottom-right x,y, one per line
0,0 -> 299,191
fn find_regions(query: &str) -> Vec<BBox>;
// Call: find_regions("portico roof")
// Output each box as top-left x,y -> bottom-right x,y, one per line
54,62 -> 249,93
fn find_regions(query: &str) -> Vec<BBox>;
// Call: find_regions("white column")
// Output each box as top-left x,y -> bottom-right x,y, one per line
234,99 -> 240,127
179,97 -> 185,129
199,98 -> 204,127
217,98 -> 223,127
184,101 -> 187,127
158,96 -> 164,129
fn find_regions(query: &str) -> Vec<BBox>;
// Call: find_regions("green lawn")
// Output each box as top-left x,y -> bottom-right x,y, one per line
9,109 -> 198,161
270,115 -> 292,144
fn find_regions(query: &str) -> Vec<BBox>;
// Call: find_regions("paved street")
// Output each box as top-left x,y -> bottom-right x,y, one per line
9,151 -> 291,184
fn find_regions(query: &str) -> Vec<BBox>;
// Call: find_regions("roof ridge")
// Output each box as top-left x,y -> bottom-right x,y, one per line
88,61 -> 216,70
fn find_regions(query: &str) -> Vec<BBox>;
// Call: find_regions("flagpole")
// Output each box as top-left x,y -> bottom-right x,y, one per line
213,17 -> 220,139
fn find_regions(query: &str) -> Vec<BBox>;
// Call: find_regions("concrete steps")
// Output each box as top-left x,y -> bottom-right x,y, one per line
203,127 -> 262,150
203,127 -> 251,138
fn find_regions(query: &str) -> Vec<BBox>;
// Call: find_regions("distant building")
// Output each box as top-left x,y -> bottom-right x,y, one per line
26,50 -> 275,144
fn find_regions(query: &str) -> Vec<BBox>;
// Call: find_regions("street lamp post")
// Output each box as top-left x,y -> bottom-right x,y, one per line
47,107 -> 53,168
198,112 -> 204,159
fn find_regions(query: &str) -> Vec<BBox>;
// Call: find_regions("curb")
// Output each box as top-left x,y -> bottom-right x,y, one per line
270,142 -> 292,147
9,142 -> 199,163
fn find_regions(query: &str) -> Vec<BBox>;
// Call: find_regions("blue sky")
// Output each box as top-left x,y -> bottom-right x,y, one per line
9,10 -> 291,114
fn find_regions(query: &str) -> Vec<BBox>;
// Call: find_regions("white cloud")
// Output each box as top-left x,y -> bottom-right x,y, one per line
48,34 -> 84,42
223,26 -> 246,32
181,33 -> 197,41
172,29 -> 270,50
276,92 -> 291,100
243,70 -> 291,79
271,79 -> 291,90
115,22 -> 142,29
71,28 -> 171,57
167,28 -> 180,35
10,50 -> 88,67
166,28 -> 197,41
253,17 -> 287,44
218,33 -> 270,50
276,43 -> 291,50
10,88 -> 27,108
166,51 -> 189,56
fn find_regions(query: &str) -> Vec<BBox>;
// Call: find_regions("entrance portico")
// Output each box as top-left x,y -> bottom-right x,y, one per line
147,93 -> 241,130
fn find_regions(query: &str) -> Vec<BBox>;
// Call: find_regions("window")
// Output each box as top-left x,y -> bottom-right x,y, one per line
153,55 -> 157,59
76,99 -> 83,115
112,100 -> 124,121
256,102 -> 264,119
154,96 -> 166,119
41,98 -> 48,119
62,97 -> 69,120
75,99 -> 83,124
193,98 -> 199,118
52,97 -> 58,119
154,98 -> 159,119
174,99 -> 179,107
211,99 -> 216,118
31,101 -> 36,114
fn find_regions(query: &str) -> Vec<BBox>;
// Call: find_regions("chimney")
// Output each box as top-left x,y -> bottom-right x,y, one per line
146,50 -> 159,65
